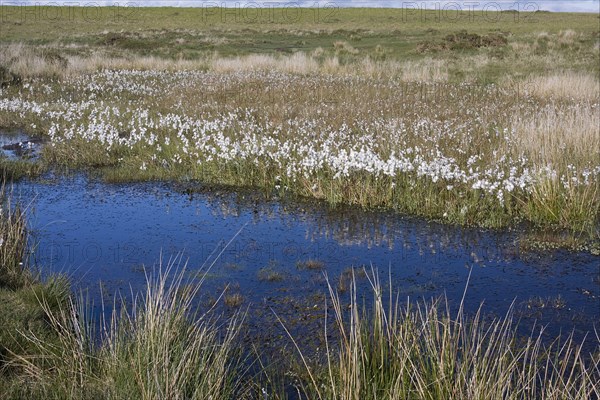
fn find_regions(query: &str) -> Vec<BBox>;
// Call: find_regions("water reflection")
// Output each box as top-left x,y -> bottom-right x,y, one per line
180,183 -> 546,269
14,175 -> 600,347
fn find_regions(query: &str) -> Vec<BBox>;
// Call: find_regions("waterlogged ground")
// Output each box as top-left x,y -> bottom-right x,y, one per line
14,174 -> 600,351
0,129 -> 45,160
2,68 -> 599,232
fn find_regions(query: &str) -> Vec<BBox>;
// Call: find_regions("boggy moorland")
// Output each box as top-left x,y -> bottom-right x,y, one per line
0,5 -> 599,399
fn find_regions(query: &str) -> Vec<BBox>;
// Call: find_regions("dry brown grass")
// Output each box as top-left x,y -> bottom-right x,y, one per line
296,259 -> 325,271
524,71 -> 600,101
400,58 -> 448,82
209,52 -> 407,78
557,29 -> 579,45
5,41 -> 594,91
211,52 -> 319,74
511,101 -> 600,231
224,292 -> 244,307
511,102 -> 600,167
1,43 -> 66,77
333,41 -> 359,55
0,43 -> 213,77
0,43 -> 421,79
257,266 -> 285,282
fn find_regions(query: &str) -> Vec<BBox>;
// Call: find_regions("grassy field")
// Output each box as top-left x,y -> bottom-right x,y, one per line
0,6 -> 599,240
1,7 -> 599,79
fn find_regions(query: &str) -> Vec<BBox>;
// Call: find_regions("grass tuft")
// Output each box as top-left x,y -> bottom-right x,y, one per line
287,270 -> 600,399
2,259 -> 246,400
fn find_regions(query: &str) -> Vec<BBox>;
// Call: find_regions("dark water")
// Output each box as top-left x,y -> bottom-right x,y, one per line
13,174 -> 600,349
0,129 -> 46,160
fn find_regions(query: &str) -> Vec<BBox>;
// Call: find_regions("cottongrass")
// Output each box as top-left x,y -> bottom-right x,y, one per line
2,258 -> 247,400
291,270 -> 600,400
1,67 -> 597,234
1,45 -> 598,235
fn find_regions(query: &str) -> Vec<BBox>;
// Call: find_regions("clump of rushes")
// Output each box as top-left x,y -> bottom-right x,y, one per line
285,271 -> 600,399
2,259 -> 247,399
258,265 -> 285,282
0,182 -> 71,394
0,159 -> 43,181
224,292 -> 244,308
0,184 -> 28,288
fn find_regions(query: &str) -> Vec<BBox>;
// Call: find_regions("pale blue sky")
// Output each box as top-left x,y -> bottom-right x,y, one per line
4,1 -> 599,13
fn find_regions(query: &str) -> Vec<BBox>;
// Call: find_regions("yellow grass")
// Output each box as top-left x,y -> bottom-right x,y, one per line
400,58 -> 448,82
512,101 -> 600,166
525,71 -> 600,101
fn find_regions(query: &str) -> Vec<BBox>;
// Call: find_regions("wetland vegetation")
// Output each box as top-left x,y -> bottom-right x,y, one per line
0,192 -> 599,398
1,5 -> 599,399
0,7 -> 599,238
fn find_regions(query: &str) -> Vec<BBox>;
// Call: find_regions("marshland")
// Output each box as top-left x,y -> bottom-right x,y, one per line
0,4 -> 599,399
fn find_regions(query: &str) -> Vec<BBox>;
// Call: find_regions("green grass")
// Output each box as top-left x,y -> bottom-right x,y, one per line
1,258 -> 247,399
0,184 -> 29,289
290,271 -> 600,399
0,183 -> 73,396
0,159 -> 44,181
1,7 -> 598,78
2,7 -> 599,40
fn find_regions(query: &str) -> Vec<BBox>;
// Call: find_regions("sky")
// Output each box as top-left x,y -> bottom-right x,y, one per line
2,1 -> 599,13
